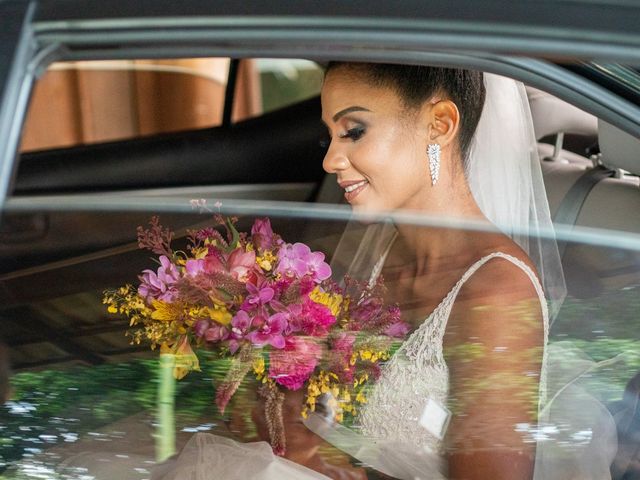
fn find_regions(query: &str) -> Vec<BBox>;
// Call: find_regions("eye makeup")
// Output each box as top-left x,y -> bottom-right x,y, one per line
339,125 -> 366,141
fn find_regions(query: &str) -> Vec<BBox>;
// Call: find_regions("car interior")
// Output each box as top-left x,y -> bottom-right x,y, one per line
1,56 -> 640,478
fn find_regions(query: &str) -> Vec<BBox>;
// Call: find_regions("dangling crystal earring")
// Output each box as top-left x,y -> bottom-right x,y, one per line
427,143 -> 441,186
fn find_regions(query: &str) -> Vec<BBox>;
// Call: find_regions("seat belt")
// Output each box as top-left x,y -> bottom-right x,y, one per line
554,165 -> 616,259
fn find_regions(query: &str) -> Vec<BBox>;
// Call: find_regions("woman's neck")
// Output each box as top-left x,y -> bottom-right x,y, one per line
395,180 -> 492,277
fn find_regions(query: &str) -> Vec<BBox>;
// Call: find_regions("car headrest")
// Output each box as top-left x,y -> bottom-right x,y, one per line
598,119 -> 640,175
526,86 -> 598,140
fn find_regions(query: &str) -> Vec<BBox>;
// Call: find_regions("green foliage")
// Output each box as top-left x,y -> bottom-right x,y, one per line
0,355 -> 240,473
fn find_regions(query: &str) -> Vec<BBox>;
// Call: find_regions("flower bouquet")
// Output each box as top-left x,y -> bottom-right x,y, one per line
104,213 -> 408,455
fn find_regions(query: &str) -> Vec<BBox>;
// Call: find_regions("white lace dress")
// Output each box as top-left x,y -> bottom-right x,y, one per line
353,252 -> 549,478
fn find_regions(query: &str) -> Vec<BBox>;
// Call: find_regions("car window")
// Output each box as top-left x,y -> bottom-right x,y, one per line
20,58 -> 236,152
19,58 -> 323,153
254,59 -> 323,116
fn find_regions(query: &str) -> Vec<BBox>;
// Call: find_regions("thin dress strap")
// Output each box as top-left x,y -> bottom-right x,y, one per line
446,251 -> 548,321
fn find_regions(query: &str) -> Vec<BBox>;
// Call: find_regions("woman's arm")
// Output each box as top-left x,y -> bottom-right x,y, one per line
444,257 -> 544,480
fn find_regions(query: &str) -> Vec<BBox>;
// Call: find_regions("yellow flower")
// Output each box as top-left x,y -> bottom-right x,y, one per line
192,247 -> 208,259
360,350 -> 373,361
204,305 -> 232,325
253,357 -> 265,379
355,391 -> 367,404
163,336 -> 200,380
256,250 -> 276,272
309,287 -> 343,316
151,300 -> 185,322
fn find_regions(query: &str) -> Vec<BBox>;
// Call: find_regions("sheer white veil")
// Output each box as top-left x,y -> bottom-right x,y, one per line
467,73 -> 566,321
469,76 -> 616,480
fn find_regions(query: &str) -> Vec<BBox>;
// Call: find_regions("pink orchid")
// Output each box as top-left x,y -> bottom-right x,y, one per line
194,319 -> 230,343
138,255 -> 180,303
275,243 -> 331,282
276,243 -> 312,278
246,312 -> 288,349
228,310 -> 252,354
243,281 -> 275,309
269,337 -> 322,390
384,320 -> 410,338
306,251 -> 331,282
185,258 -> 205,277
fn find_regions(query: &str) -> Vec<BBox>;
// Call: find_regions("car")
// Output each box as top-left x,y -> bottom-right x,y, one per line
1,1 -> 640,479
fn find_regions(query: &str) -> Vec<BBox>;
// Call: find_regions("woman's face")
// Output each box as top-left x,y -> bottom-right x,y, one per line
321,68 -> 432,213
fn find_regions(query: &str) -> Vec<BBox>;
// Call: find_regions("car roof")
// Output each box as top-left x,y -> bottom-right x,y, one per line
26,0 -> 640,32
22,0 -> 640,58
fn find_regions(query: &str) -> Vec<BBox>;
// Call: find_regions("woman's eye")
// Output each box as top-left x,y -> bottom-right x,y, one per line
340,126 -> 366,141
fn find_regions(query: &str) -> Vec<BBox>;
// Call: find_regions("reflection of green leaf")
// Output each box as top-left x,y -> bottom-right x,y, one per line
549,338 -> 640,404
443,342 -> 485,364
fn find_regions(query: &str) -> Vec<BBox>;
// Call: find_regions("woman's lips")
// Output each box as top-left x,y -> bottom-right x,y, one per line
339,180 -> 369,203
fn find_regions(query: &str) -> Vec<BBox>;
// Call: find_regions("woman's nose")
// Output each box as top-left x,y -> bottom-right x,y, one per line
322,143 -> 350,174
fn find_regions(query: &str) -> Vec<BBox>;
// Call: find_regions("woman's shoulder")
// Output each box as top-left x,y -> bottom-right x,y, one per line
446,238 -> 545,342
462,237 -> 541,305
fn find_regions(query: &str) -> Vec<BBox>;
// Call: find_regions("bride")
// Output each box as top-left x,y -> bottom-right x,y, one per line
153,63 -> 599,479
314,62 -> 546,479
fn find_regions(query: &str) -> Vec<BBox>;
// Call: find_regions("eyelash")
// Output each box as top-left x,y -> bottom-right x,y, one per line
319,126 -> 366,149
340,126 -> 366,141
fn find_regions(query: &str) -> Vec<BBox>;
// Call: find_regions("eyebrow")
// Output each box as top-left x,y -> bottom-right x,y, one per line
332,106 -> 371,123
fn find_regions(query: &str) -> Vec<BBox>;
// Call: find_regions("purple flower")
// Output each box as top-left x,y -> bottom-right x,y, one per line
138,255 -> 180,303
384,321 -> 410,338
243,282 -> 275,309
228,310 -> 252,354
275,243 -> 332,283
204,325 -> 229,343
185,258 -> 205,277
306,251 -> 331,282
246,312 -> 288,349
195,319 -> 230,343
251,218 -> 275,250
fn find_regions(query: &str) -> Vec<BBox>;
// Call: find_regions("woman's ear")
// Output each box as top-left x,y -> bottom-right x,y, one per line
427,100 -> 460,148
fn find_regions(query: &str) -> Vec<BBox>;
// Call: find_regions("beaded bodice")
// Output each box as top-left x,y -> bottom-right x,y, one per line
357,252 -> 549,453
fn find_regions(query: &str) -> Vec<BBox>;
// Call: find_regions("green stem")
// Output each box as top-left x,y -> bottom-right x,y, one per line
156,353 -> 177,462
